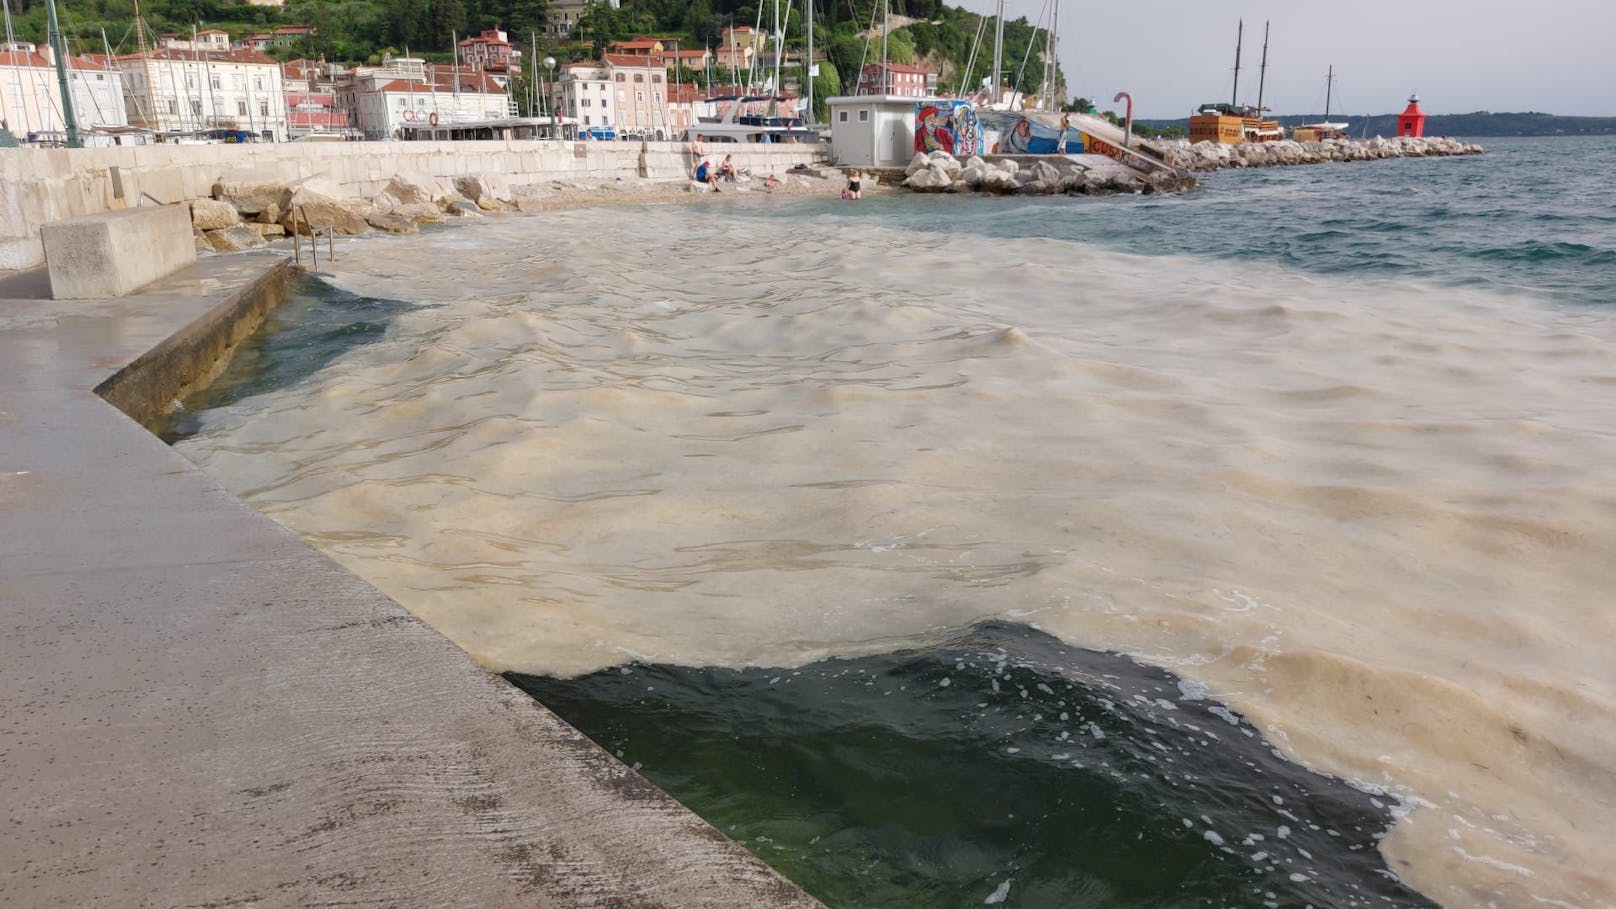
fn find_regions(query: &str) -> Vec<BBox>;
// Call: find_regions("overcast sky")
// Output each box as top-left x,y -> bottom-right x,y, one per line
948,0 -> 1616,118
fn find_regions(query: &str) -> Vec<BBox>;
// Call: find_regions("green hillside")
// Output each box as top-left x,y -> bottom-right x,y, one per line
14,0 -> 1061,120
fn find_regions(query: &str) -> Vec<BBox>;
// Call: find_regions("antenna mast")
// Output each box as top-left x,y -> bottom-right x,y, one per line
1256,20 -> 1269,111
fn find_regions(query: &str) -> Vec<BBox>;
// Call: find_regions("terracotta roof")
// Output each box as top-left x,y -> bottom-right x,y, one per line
197,28 -> 228,35
0,49 -> 50,68
121,48 -> 280,65
274,25 -> 314,34
369,68 -> 506,95
73,53 -> 120,71
603,53 -> 665,68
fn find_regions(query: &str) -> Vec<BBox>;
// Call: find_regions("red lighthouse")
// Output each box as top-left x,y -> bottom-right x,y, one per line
1397,94 -> 1427,137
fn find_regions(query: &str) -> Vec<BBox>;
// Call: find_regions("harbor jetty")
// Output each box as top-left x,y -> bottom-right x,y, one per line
1161,134 -> 1484,171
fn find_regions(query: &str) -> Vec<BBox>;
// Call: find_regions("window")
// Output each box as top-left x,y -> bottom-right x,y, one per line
254,77 -> 263,90
185,74 -> 196,87
635,91 -> 643,102
858,109 -> 869,121
211,75 -> 221,89
654,92 -> 662,103
260,101 -> 269,117
168,99 -> 178,114
838,110 -> 847,123
237,100 -> 247,115
581,98 -> 590,107
652,74 -> 662,83
634,73 -> 644,83
191,100 -> 202,115
397,97 -> 406,107
615,73 -> 625,82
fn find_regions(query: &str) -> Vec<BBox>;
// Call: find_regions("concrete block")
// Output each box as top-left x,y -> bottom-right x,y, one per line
42,204 -> 197,299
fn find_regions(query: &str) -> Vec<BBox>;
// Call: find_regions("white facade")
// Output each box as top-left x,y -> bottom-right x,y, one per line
828,95 -> 920,168
556,63 -> 613,129
119,48 -> 288,138
343,59 -> 509,140
1,45 -> 129,138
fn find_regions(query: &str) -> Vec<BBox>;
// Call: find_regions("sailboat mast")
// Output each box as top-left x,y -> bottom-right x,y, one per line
1324,64 -> 1334,120
805,0 -> 812,121
1256,20 -> 1269,112
991,0 -> 1004,104
1231,18 -> 1242,107
880,0 -> 888,93
1048,0 -> 1059,109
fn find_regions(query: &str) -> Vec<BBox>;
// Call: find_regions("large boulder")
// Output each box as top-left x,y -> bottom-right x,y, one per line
510,184 -> 552,212
927,151 -> 963,179
904,151 -> 932,177
377,175 -> 434,207
190,197 -> 241,231
366,211 -> 419,234
212,179 -> 293,219
390,202 -> 447,224
903,166 -> 954,192
279,187 -> 370,237
204,224 -> 268,252
453,175 -> 487,203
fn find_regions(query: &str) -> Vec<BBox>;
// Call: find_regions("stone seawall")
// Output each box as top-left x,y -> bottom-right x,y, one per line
0,141 -> 827,270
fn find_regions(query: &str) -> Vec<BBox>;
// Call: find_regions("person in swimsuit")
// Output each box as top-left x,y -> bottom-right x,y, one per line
844,169 -> 862,200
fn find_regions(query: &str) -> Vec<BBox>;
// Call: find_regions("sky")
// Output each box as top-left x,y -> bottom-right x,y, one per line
948,0 -> 1616,118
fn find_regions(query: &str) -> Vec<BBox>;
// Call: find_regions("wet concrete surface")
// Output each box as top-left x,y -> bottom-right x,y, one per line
0,254 -> 824,908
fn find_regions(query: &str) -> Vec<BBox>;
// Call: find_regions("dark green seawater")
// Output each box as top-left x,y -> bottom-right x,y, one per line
510,623 -> 1433,909
172,135 -> 1616,907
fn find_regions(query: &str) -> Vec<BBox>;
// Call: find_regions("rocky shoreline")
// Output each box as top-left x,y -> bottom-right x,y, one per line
902,151 -> 1196,197
1160,134 -> 1483,171
186,166 -> 875,254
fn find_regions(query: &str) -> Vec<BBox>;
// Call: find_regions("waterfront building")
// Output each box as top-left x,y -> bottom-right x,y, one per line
458,28 -> 521,79
281,59 -> 349,137
855,62 -> 936,98
603,53 -> 671,139
1,43 -> 131,139
547,0 -> 619,39
117,37 -> 288,139
553,61 -> 612,132
342,57 -> 509,140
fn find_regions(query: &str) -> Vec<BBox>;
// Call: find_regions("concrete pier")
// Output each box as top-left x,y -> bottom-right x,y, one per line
0,256 -> 823,908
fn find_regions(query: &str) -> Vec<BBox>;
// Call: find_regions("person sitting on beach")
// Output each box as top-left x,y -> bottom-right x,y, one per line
843,169 -> 863,200
719,154 -> 739,182
763,172 -> 780,193
693,158 -> 719,189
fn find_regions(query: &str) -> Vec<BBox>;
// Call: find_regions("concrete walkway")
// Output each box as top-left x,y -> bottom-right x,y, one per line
0,255 -> 824,908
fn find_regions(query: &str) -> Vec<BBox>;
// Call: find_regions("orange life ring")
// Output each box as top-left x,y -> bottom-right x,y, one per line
428,112 -> 439,127
403,110 -> 416,122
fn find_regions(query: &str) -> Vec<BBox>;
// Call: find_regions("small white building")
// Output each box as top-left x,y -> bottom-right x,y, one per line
342,58 -> 509,140
1,43 -> 129,139
827,94 -> 921,168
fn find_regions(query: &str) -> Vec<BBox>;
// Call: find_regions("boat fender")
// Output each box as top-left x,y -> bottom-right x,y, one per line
429,112 -> 439,127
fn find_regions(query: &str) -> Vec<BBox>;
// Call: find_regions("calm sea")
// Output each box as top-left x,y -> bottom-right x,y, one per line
172,136 -> 1616,909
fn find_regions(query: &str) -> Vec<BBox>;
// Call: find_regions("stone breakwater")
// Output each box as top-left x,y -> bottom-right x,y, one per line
188,173 -> 511,253
901,151 -> 1196,197
1161,135 -> 1483,171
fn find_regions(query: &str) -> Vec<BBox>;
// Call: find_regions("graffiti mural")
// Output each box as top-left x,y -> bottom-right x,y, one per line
914,101 -> 983,158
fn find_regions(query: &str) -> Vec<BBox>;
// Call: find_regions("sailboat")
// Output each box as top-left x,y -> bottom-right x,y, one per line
1292,66 -> 1350,140
1188,20 -> 1282,144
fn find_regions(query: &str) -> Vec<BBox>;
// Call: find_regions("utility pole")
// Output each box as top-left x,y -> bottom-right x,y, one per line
1256,21 -> 1270,112
1231,18 -> 1243,108
45,0 -> 80,146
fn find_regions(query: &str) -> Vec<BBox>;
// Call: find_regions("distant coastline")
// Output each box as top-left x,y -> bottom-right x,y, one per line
1138,111 -> 1616,137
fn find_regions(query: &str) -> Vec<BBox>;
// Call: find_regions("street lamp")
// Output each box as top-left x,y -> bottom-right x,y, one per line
543,56 -> 557,141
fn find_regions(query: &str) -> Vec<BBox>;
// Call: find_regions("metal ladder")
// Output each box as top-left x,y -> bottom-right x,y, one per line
290,205 -> 335,270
